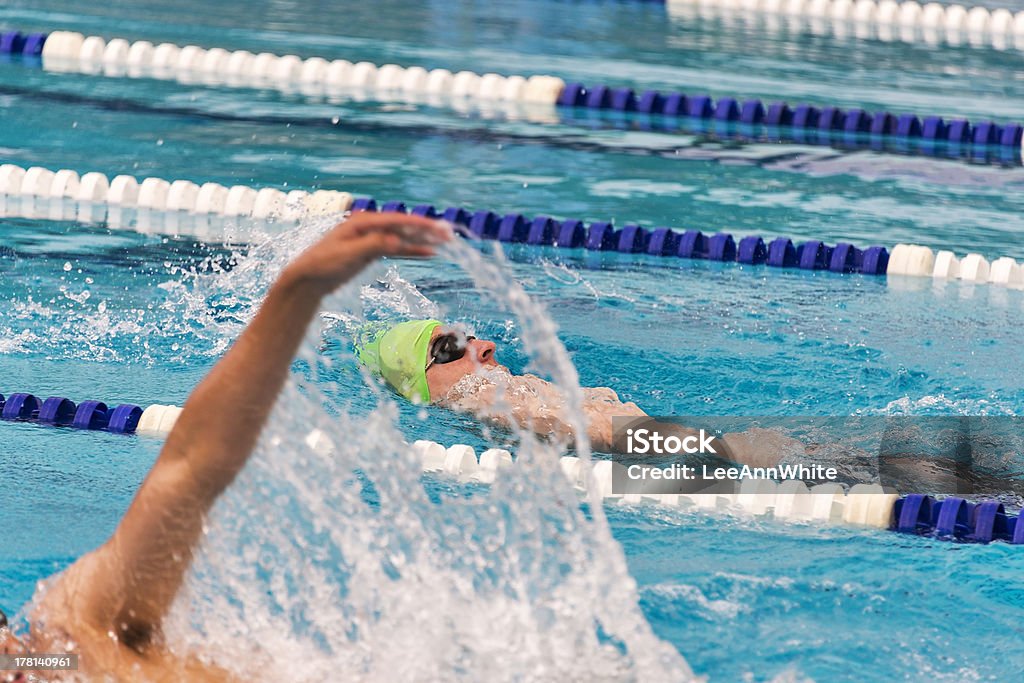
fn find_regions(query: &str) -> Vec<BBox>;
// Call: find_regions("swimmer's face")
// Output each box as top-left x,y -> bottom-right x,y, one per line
425,326 -> 498,400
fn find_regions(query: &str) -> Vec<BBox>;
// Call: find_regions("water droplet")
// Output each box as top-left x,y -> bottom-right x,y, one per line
331,116 -> 340,124
156,139 -> 164,146
63,261 -> 72,271
0,246 -> 16,271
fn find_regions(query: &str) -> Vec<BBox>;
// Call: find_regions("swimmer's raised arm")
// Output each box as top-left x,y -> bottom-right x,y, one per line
46,213 -> 451,646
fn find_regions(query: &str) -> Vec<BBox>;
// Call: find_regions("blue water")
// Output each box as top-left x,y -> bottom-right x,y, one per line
2,1 -> 1024,680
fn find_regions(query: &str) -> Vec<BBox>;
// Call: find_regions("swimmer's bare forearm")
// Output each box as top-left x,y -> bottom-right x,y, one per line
167,273 -> 322,491
55,213 -> 451,641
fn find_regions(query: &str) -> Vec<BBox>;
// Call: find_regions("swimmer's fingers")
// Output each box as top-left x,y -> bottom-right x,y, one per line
338,211 -> 453,246
284,213 -> 451,296
353,231 -> 439,259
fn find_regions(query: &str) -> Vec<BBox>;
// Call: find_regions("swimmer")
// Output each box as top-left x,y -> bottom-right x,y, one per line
356,319 -> 647,451
357,322 -> 793,468
0,212 -> 453,681
1,211 -> 787,681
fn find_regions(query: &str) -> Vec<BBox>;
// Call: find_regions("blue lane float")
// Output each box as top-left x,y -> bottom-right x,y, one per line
0,391 -> 142,434
570,110 -> 1024,166
557,83 -> 1024,166
558,82 -> 1024,154
353,195 -> 892,276
0,30 -> 46,58
891,494 -> 1024,544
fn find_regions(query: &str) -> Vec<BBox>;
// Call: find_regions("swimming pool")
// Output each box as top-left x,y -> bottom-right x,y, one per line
3,0 -> 1024,680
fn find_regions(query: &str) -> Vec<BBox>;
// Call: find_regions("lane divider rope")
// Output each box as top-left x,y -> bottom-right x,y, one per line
402,439 -> 1024,545
349,195 -> 893,273
0,163 -> 353,223
5,396 -> 1011,546
554,81 -> 1024,161
4,30 -> 1021,165
667,0 -> 1024,52
8,162 -> 1024,288
557,107 -> 1022,167
354,196 -> 1024,288
0,391 -> 148,433
32,30 -> 565,105
885,243 -> 1024,285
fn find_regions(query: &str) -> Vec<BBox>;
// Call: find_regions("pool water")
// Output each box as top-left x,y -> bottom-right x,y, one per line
2,1 -> 1024,680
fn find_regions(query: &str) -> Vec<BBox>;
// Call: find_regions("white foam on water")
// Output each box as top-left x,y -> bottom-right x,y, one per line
151,216 -> 694,681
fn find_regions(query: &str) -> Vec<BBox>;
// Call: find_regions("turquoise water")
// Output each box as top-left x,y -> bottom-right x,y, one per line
2,1 -> 1024,680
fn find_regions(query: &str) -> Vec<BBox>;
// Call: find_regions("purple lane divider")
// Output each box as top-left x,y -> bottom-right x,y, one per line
22,33 -> 46,57
348,195 -> 895,278
662,93 -> 688,117
555,219 -> 586,248
738,236 -> 767,264
0,389 -> 143,434
0,31 -> 27,54
442,207 -> 470,226
559,81 -> 1022,156
707,233 -> 735,261
677,230 -> 707,259
637,90 -> 665,115
767,238 -> 797,268
2,393 -> 38,420
616,224 -> 648,253
469,211 -> 499,239
792,105 -> 820,129
647,227 -> 679,255
741,100 -> 765,125
586,221 -> 616,250
527,216 -> 557,245
38,397 -> 76,425
412,204 -> 439,218
497,214 -> 528,242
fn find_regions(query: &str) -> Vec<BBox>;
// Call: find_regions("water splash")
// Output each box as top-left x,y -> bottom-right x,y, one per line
156,217 -> 693,681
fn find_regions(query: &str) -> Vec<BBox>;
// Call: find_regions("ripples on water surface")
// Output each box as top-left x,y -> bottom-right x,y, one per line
2,0 -> 1024,680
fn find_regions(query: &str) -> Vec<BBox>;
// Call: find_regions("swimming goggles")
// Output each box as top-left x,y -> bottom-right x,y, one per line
426,330 -> 475,370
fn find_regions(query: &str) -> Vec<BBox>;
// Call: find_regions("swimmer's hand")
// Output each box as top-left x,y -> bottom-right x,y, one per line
282,211 -> 453,297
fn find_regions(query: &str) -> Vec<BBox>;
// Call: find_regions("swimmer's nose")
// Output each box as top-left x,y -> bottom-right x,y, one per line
471,339 -> 496,364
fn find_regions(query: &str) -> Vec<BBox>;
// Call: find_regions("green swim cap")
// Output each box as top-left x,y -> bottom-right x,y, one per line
356,319 -> 441,404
